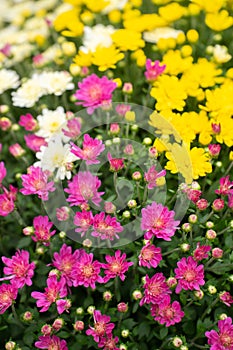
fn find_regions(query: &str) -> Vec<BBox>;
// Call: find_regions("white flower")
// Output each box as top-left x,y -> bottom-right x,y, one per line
143,27 -> 184,43
36,107 -> 67,141
0,69 -> 20,94
212,45 -> 232,64
102,0 -> 127,14
39,71 -> 74,96
80,24 -> 115,53
35,136 -> 77,180
11,74 -> 44,107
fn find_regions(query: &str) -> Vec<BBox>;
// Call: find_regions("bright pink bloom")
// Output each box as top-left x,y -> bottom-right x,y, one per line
71,134 -> 105,165
72,251 -> 103,289
98,335 -> 119,350
86,310 -> 115,342
9,143 -> 25,157
115,104 -> 131,117
19,113 -> 37,131
0,193 -> 14,216
1,249 -> 35,288
102,250 -> 133,283
212,198 -> 225,211
0,284 -> 18,314
141,202 -> 180,241
107,153 -> 124,172
208,144 -> 221,157
35,335 -> 68,350
32,215 -> 56,246
144,59 -> 166,82
65,171 -> 104,207
92,212 -> 123,241
0,118 -> 11,130
74,210 -> 94,236
196,198 -> 208,210
31,275 -> 67,312
62,117 -> 81,139
24,134 -> 47,152
219,291 -> 233,307
74,74 -> 117,114
52,244 -> 81,287
0,161 -> 7,184
139,242 -> 162,269
144,165 -> 166,189
20,166 -> 55,201
187,189 -> 202,203
56,299 -> 72,314
228,192 -> 233,209
215,176 -> 233,196
140,273 -> 171,306
56,206 -> 70,221
0,44 -> 11,56
212,248 -> 223,259
212,122 -> 221,134
193,242 -> 211,261
206,317 -> 233,350
151,294 -> 184,327
175,256 -> 205,294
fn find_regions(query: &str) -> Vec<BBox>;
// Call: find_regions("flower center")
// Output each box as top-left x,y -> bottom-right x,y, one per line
94,322 -> 106,336
82,264 -> 94,278
110,261 -> 122,273
142,248 -> 154,261
148,282 -> 161,296
48,343 -> 59,350
89,85 -> 102,100
164,307 -> 174,319
220,333 -> 233,347
184,269 -> 196,282
152,218 -> 164,229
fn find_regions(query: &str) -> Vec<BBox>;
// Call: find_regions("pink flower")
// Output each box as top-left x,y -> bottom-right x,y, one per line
140,273 -> 171,306
98,335 -> 119,350
35,335 -> 68,350
31,275 -> 67,312
219,291 -> 233,307
144,165 -> 166,189
65,171 -> 104,207
86,310 -> 115,342
144,59 -> 166,82
1,249 -> 35,288
72,251 -> 103,289
115,104 -> 131,117
74,210 -> 94,237
193,242 -> 211,261
107,153 -> 124,172
205,317 -> 233,350
32,215 -> 56,246
139,242 -> 162,269
74,74 -> 117,114
215,176 -> 233,196
0,193 -> 14,216
0,161 -> 7,184
102,250 -> 134,283
24,134 -> 47,152
0,284 -> 18,314
175,256 -> 205,294
56,206 -> 70,221
9,143 -> 25,157
56,299 -> 72,314
141,202 -> 180,241
19,113 -> 37,131
71,134 -> 105,165
62,117 -> 81,139
208,144 -> 221,157
151,294 -> 184,327
20,166 -> 55,201
52,244 -> 81,287
92,212 -> 123,241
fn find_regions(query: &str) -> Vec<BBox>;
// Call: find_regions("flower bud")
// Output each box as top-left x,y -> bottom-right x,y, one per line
122,82 -> 133,94
182,223 -> 192,232
117,302 -> 128,313
112,137 -> 121,145
132,290 -> 142,300
122,210 -> 131,219
0,117 -> 12,130
132,171 -> 142,181
206,221 -> 214,228
143,137 -> 152,146
172,337 -> 183,347
36,247 -> 45,255
104,202 -> 116,214
208,144 -> 221,157
76,307 -> 84,315
73,320 -> 84,331
52,318 -> 64,331
206,229 -> 217,240
211,123 -> 221,134
128,199 -> 137,208
121,329 -> 129,338
148,146 -> 158,158
119,345 -> 127,350
212,248 -> 223,259
5,341 -> 16,350
208,285 -> 217,294
212,199 -> 224,212
166,277 -> 177,288
109,123 -> 120,135
22,311 -> 33,322
124,144 -> 134,155
196,199 -> 208,210
87,306 -> 95,314
219,313 -> 228,320
56,206 -> 70,221
41,324 -> 52,336
194,290 -> 204,300
188,214 -> 198,224
180,243 -> 190,252
83,239 -> 92,248
103,291 -> 112,301
9,143 -> 25,157
23,226 -> 33,236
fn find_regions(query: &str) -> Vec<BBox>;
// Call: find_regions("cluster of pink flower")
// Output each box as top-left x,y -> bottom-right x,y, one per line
0,161 -> 17,216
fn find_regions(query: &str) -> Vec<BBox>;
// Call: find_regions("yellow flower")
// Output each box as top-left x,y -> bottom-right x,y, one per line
53,9 -> 80,32
185,111 -> 213,145
191,0 -> 225,13
186,29 -> 199,43
215,116 -> 233,147
162,50 -> 193,75
84,0 -> 109,12
229,151 -> 233,161
123,14 -> 167,32
205,10 -> 233,31
73,50 -> 92,67
92,45 -> 124,71
111,29 -> 145,51
131,49 -> 146,67
159,2 -> 187,22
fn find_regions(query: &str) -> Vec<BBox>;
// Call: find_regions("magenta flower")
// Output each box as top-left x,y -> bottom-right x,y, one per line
98,335 -> 119,350
92,212 -> 123,241
193,242 -> 211,261
138,242 -> 162,269
206,317 -> 233,350
24,134 -> 47,152
0,193 -> 14,216
32,215 -> 56,246
19,113 -> 37,131
141,202 -> 180,241
62,117 -> 81,139
174,256 -> 205,294
1,249 -> 35,288
115,104 -> 131,117
65,171 -> 104,207
20,166 -> 55,201
219,291 -> 233,307
35,335 -> 68,350
215,176 -> 233,196
52,244 -> 81,287
71,134 -> 105,165
0,161 -> 7,184
150,294 -> 184,327
31,275 -> 67,312
144,59 -> 166,82
0,284 -> 18,314
144,166 -> 166,189
86,310 -> 115,342
74,74 -> 117,114
102,250 -> 134,283
72,251 -> 103,289
140,273 -> 171,306
74,210 -> 94,237
107,153 -> 124,172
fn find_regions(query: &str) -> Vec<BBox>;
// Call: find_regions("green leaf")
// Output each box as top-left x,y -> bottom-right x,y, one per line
159,326 -> 168,339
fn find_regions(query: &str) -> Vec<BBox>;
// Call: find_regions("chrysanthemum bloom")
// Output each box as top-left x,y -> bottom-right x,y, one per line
74,74 -> 117,114
0,161 -> 7,184
107,153 -> 124,172
31,275 -> 67,312
219,291 -> 233,307
144,166 -> 166,190
56,206 -> 70,221
175,256 -> 205,294
98,335 -> 119,350
65,171 -> 104,207
52,244 -> 81,287
62,117 -> 81,139
72,251 -> 103,289
9,143 -> 25,158
86,310 -> 115,342
0,284 -> 18,314
139,243 -> 162,269
71,134 -> 105,165
193,242 -> 211,261
187,189 -> 202,203
74,210 -> 94,237
0,193 -> 14,216
102,250 -> 134,283
32,215 -> 56,246
24,134 -> 47,152
215,176 -> 233,196
19,113 -> 37,131
1,249 -> 35,288
205,317 -> 233,350
140,273 -> 171,306
35,335 -> 68,350
20,166 -> 55,201
92,212 -> 123,241
144,59 -> 166,83
151,295 -> 184,327
141,202 -> 180,241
